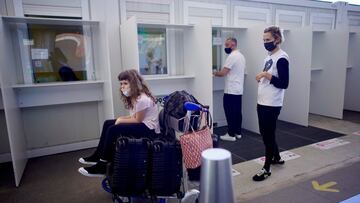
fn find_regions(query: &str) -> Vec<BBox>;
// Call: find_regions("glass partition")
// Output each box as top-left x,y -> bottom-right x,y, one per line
12,22 -> 95,84
137,27 -> 168,76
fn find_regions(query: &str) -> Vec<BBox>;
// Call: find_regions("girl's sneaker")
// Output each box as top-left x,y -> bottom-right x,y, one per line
78,154 -> 99,165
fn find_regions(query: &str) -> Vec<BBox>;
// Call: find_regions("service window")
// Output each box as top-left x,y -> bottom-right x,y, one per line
13,22 -> 95,84
27,24 -> 89,83
137,27 -> 168,76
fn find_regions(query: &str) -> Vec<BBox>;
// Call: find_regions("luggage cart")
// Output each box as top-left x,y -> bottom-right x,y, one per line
102,99 -> 209,203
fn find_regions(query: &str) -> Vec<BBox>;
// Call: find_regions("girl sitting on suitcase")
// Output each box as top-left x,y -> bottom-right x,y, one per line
78,69 -> 160,177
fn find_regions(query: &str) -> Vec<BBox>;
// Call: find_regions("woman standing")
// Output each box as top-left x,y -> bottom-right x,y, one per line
253,26 -> 289,181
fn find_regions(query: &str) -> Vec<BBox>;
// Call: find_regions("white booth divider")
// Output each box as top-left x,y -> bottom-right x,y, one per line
278,27 -> 312,126
309,30 -> 348,119
0,17 -> 27,187
240,26 -> 268,134
90,0 -> 121,122
119,17 -> 213,116
120,16 -> 140,71
344,32 -> 360,112
183,19 -> 213,114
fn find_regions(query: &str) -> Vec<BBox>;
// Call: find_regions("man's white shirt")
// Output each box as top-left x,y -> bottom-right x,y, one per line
223,50 -> 246,95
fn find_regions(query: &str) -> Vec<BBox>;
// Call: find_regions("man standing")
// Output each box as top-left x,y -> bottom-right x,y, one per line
214,37 -> 246,141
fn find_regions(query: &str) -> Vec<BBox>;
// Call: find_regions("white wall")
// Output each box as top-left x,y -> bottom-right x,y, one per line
90,0 -> 124,125
278,28 -> 312,126
240,26 -> 268,133
184,19 -> 213,114
184,1 -> 227,26
344,33 -> 360,112
22,102 -> 100,149
123,0 -> 174,24
309,30 -> 349,119
0,16 -> 28,186
0,0 -> 7,15
22,0 -> 82,17
89,0 -> 124,118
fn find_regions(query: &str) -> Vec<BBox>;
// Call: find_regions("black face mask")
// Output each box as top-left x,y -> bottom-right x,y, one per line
224,47 -> 232,54
264,41 -> 276,52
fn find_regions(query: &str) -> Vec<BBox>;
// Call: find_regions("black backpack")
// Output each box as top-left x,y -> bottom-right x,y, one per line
161,91 -> 200,139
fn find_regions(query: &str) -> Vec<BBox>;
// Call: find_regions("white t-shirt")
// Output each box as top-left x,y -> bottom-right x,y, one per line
223,50 -> 246,95
130,93 -> 160,134
257,49 -> 289,107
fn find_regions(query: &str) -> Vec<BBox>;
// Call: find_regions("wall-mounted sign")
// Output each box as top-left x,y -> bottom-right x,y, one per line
31,48 -> 48,60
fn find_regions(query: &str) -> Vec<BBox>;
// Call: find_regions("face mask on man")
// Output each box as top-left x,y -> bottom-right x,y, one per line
224,47 -> 232,54
264,41 -> 277,52
122,88 -> 131,97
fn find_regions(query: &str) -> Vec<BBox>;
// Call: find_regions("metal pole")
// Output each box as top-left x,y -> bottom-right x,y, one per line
199,148 -> 235,203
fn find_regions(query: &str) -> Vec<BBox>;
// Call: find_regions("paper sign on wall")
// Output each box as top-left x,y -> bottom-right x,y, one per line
23,39 -> 34,46
31,48 -> 49,60
254,151 -> 300,165
213,37 -> 223,46
311,138 -> 350,150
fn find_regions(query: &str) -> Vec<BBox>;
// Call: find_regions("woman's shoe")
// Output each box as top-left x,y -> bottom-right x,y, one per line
78,154 -> 99,165
271,158 -> 285,165
252,168 -> 271,181
78,161 -> 106,177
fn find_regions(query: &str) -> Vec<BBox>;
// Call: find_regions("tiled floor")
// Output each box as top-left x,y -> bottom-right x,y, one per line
309,111 -> 360,135
245,161 -> 360,203
214,120 -> 345,165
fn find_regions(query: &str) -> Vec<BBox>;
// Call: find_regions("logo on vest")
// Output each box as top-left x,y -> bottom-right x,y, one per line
263,59 -> 273,72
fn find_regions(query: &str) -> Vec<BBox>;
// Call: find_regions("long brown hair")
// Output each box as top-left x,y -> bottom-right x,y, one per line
118,69 -> 156,110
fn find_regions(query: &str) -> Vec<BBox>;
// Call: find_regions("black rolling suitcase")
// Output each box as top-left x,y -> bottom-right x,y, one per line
149,139 -> 183,197
107,137 -> 151,196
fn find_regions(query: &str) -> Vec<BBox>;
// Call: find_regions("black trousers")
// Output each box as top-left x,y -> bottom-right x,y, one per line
94,119 -> 156,161
257,104 -> 282,171
223,94 -> 242,136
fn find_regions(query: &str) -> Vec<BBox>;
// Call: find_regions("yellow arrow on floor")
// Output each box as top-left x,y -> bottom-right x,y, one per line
312,181 -> 339,192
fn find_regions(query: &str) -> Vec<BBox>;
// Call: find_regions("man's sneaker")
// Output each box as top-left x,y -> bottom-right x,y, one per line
78,161 -> 106,177
220,133 -> 236,142
235,134 -> 242,139
252,168 -> 271,181
78,154 -> 99,165
272,158 -> 285,165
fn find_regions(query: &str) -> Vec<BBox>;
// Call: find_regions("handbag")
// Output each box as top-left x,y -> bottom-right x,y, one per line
180,111 -> 213,169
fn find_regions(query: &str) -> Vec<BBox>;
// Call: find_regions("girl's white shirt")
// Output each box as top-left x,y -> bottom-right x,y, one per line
130,93 -> 160,134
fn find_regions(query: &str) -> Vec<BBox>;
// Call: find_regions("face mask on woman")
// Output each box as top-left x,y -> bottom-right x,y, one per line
264,41 -> 277,52
122,88 -> 131,97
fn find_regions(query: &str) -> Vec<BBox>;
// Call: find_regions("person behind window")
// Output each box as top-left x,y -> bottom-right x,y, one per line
253,26 -> 289,182
213,37 -> 246,142
78,69 -> 160,177
58,66 -> 79,81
